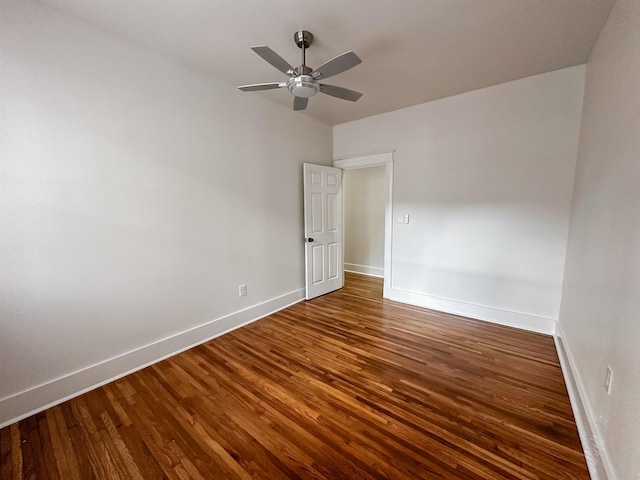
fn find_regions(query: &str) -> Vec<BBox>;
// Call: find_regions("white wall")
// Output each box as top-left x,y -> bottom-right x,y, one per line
0,0 -> 332,425
344,167 -> 385,276
559,0 -> 640,478
334,66 -> 585,333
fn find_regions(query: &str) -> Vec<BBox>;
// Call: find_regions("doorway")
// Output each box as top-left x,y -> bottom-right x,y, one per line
343,166 -> 385,277
333,153 -> 393,298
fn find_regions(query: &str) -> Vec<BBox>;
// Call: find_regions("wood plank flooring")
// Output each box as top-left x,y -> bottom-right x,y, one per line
0,272 -> 589,479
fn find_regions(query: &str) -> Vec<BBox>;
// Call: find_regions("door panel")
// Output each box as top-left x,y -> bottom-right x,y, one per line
328,242 -> 339,279
304,164 -> 343,299
311,193 -> 323,233
312,245 -> 324,284
328,194 -> 338,232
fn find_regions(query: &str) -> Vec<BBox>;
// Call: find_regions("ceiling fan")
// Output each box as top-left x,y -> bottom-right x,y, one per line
238,30 -> 363,111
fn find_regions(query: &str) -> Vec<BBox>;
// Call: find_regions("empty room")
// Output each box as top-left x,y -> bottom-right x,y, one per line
1,0 -> 639,479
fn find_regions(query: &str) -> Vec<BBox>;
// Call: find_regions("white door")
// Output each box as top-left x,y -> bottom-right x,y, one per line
303,163 -> 343,300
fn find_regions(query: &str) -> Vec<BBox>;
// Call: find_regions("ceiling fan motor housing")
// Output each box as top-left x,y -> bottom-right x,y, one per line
287,75 -> 319,98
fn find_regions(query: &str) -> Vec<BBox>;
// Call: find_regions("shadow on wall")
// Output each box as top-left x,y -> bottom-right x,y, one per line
390,200 -> 568,319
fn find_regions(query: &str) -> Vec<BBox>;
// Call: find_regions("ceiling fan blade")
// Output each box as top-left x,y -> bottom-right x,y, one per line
319,84 -> 363,102
293,96 -> 308,111
311,51 -> 362,80
238,82 -> 285,92
251,46 -> 294,75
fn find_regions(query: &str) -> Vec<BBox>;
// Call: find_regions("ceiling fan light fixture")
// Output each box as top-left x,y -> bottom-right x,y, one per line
287,75 -> 319,98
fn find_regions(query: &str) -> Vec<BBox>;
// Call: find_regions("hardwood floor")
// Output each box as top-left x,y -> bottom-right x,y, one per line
0,272 -> 589,479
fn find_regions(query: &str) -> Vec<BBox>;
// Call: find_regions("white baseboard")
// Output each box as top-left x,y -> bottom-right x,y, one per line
386,287 -> 557,335
344,263 -> 384,278
554,325 -> 616,480
0,288 -> 305,429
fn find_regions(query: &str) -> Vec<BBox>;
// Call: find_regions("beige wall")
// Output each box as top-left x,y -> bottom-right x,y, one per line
559,0 -> 640,478
344,167 -> 385,275
335,65 -> 585,334
0,0 -> 332,424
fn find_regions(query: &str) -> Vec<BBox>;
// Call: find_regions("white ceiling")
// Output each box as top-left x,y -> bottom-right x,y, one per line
38,0 -> 615,126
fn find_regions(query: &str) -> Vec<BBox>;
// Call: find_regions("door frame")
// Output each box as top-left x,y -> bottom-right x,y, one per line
333,152 -> 394,298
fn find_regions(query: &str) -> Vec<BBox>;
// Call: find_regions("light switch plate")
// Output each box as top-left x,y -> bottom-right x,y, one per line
604,365 -> 613,394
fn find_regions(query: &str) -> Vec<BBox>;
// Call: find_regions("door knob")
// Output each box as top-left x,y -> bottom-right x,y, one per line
306,238 -> 314,243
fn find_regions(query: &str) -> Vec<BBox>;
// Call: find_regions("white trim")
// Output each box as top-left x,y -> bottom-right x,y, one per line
0,289 -> 305,429
344,263 -> 384,278
333,152 -> 392,170
333,152 -> 394,298
386,287 -> 557,335
383,162 -> 393,298
554,325 -> 616,480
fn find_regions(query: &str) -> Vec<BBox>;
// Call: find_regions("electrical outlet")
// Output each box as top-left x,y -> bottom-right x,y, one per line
604,365 -> 613,394
239,284 -> 247,297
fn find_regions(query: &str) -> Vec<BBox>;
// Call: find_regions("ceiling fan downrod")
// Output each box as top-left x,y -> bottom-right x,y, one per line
294,30 -> 313,75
